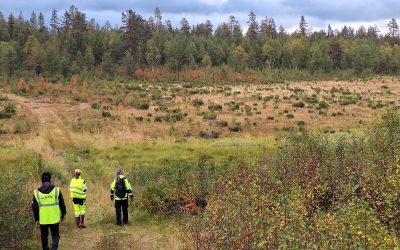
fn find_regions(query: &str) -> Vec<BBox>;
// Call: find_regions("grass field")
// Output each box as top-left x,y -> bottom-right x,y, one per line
1,77 -> 400,249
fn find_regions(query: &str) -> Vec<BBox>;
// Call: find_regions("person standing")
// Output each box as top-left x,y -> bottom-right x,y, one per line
69,168 -> 87,228
32,172 -> 67,250
110,168 -> 133,225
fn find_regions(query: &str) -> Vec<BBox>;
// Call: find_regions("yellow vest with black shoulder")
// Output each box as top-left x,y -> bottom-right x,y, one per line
34,187 -> 61,225
70,177 -> 86,199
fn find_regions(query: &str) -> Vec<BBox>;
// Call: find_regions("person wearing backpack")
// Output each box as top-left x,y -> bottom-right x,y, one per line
69,168 -> 87,228
110,168 -> 133,225
32,172 -> 67,250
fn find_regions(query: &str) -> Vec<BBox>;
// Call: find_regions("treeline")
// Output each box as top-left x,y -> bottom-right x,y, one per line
0,5 -> 400,79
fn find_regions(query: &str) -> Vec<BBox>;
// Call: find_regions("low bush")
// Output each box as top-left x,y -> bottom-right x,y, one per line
91,102 -> 102,109
102,111 -> 111,118
192,98 -> 204,107
0,103 -> 16,119
228,122 -> 242,132
137,102 -> 150,110
293,101 -> 305,108
208,104 -> 223,111
319,101 -> 329,109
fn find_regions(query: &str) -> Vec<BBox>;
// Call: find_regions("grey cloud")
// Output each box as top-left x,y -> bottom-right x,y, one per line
0,0 -> 398,30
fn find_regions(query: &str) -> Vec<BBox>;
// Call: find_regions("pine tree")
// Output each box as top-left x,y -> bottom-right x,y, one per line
122,10 -> 146,56
278,25 -> 286,37
356,26 -> 367,38
387,18 -> 399,37
0,12 -> 9,41
246,11 -> 258,39
165,20 -> 173,33
38,13 -> 45,32
329,39 -> 342,70
180,18 -> 190,36
50,9 -> 59,33
228,16 -> 242,39
154,7 -> 162,32
7,14 -> 15,40
367,25 -> 379,39
327,24 -> 333,37
30,11 -> 37,30
0,41 -> 18,76
299,16 -> 308,36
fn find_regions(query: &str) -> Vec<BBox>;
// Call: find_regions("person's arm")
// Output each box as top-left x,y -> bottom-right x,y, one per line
58,190 -> 67,219
110,180 -> 115,200
32,195 -> 39,222
82,179 -> 87,193
125,179 -> 133,200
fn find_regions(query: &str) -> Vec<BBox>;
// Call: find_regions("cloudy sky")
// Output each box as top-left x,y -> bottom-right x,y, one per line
0,0 -> 398,33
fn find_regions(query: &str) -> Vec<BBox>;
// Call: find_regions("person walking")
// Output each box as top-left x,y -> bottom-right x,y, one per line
69,168 -> 87,228
110,168 -> 133,225
32,172 -> 67,250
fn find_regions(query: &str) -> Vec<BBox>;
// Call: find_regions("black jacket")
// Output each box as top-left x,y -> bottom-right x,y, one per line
32,182 -> 67,222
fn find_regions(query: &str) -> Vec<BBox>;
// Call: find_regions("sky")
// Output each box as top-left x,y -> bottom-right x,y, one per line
0,0 -> 399,33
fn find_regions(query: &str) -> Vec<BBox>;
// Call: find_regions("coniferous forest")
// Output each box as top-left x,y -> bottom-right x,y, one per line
0,6 -> 399,80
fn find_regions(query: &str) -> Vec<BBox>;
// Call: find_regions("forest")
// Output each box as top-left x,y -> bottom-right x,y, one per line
0,6 -> 399,80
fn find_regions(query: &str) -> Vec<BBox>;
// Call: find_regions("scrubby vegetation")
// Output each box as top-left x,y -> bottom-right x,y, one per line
183,111 -> 400,249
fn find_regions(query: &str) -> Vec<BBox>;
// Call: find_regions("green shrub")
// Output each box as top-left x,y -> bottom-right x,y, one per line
135,116 -> 144,122
192,98 -> 204,107
102,111 -> 111,118
319,101 -> 329,109
228,122 -> 242,132
126,85 -> 143,91
201,112 -> 217,120
91,102 -> 102,109
137,102 -> 150,110
0,94 -> 8,101
297,121 -> 305,126
293,101 -> 305,108
208,104 -> 223,111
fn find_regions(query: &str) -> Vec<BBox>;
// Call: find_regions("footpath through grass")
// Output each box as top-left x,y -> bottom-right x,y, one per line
0,137 -> 275,249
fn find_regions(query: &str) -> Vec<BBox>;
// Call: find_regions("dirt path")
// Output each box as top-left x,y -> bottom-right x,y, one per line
7,94 -> 68,129
7,94 -> 182,249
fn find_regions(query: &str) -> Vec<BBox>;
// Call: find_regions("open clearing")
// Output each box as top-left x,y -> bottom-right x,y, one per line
2,77 -> 400,142
1,77 -> 400,249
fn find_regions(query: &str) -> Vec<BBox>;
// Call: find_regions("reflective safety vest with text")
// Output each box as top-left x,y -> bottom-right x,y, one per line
34,187 -> 61,225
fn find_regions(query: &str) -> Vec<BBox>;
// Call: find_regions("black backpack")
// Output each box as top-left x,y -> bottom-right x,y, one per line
115,177 -> 127,198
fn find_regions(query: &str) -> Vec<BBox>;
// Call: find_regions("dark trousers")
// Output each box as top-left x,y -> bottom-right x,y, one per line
115,199 -> 128,225
40,223 -> 60,250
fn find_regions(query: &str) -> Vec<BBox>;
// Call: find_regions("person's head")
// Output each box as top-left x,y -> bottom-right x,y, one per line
116,168 -> 123,176
74,168 -> 81,178
41,172 -> 52,183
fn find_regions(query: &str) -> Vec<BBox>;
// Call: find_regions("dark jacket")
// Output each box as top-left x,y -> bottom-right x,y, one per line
32,182 -> 67,222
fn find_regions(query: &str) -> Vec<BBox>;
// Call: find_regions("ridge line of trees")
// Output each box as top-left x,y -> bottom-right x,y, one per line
0,6 -> 399,79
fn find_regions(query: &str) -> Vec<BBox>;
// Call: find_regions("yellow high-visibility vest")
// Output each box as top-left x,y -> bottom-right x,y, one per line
69,177 -> 86,199
34,187 -> 61,225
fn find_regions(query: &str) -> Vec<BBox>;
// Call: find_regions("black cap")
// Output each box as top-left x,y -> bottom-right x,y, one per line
41,172 -> 52,183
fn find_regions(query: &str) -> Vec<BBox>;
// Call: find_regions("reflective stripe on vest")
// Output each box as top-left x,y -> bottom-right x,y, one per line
34,187 -> 61,225
70,178 -> 86,199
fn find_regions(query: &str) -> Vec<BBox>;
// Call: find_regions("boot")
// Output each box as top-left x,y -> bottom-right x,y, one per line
79,215 -> 86,229
75,217 -> 80,228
